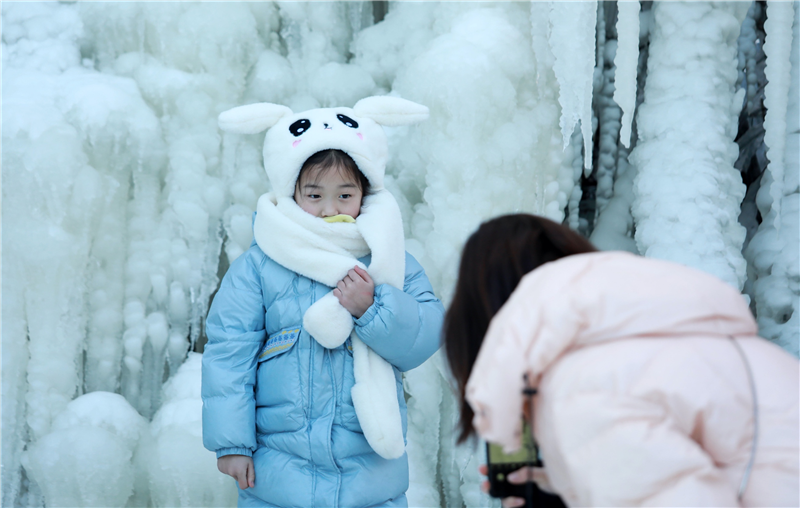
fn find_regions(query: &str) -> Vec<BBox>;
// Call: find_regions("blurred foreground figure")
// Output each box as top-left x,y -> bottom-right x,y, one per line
444,214 -> 799,507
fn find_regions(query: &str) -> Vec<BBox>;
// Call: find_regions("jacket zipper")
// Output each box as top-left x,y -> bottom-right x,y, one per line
308,283 -> 316,507
326,348 -> 342,508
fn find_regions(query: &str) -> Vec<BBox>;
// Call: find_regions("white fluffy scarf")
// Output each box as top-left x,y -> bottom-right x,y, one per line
253,189 -> 406,460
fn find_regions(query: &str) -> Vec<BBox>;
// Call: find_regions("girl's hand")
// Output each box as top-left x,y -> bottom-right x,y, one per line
217,455 -> 255,489
334,266 -> 374,318
478,464 -> 555,507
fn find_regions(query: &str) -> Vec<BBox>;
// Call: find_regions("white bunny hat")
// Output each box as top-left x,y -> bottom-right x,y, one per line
218,96 -> 429,196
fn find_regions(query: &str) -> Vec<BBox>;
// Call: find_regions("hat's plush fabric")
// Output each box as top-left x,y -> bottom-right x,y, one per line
218,96 -> 429,459
218,96 -> 429,196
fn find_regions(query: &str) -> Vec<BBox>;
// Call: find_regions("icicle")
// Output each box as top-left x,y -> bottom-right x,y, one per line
2,257 -> 30,508
549,0 -> 597,170
84,178 -> 128,393
458,443 -> 490,508
566,127 -> 585,231
746,3 -> 799,356
167,281 -> 190,375
121,172 -> 161,417
530,2 -> 553,95
530,2 -> 573,224
347,1 -> 373,35
614,1 -> 640,148
404,356 -> 443,508
594,2 -> 622,216
629,2 -> 750,289
590,146 -> 639,253
738,2 -> 762,115
438,385 -> 465,508
762,0 -> 795,233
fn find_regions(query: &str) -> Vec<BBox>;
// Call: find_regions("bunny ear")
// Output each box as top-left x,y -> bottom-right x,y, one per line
353,96 -> 429,127
218,103 -> 293,134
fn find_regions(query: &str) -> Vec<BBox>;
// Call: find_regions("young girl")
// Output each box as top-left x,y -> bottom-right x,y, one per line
444,214 -> 799,508
202,97 -> 443,508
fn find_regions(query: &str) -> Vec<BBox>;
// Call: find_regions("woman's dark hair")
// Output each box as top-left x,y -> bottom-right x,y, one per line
444,213 -> 597,443
296,149 -> 371,198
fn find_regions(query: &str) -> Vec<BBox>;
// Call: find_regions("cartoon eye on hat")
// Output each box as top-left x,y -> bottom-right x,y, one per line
337,114 -> 358,129
290,119 -> 310,137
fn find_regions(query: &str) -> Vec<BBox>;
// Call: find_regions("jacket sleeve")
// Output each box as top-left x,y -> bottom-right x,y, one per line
354,252 -> 444,372
539,389 -> 740,507
201,250 -> 266,458
465,260 -> 590,454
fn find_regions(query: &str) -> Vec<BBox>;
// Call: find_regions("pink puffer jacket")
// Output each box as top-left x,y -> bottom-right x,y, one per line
467,252 -> 799,507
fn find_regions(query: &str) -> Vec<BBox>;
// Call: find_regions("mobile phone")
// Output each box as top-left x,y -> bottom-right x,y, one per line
485,421 -> 541,499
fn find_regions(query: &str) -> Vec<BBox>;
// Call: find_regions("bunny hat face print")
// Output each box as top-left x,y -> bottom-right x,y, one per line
218,96 -> 429,198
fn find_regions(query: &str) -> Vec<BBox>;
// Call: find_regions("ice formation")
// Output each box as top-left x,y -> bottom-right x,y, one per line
629,2 -> 750,289
613,1 -> 640,148
138,354 -> 237,507
593,3 -> 622,217
2,2 -> 798,507
549,1 -> 597,171
22,392 -> 147,508
745,1 -> 799,355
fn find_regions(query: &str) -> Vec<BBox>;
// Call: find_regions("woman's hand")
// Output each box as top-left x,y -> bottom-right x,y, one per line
479,464 -> 554,507
217,454 -> 255,489
334,266 -> 375,318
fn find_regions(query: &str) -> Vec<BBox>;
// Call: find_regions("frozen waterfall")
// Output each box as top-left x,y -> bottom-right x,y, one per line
2,2 -> 798,507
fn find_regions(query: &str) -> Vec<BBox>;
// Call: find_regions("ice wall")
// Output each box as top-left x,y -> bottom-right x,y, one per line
2,4 -> 165,505
2,3 -> 262,505
2,2 -> 798,507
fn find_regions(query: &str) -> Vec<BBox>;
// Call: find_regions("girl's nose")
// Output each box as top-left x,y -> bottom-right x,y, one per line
322,203 -> 337,217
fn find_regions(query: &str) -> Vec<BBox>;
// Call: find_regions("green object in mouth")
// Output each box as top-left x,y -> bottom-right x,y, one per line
323,214 -> 356,223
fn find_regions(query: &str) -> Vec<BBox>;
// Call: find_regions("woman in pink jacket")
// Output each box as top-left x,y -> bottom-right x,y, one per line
444,214 -> 799,507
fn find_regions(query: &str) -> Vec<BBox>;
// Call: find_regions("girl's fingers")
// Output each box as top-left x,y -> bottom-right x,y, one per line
333,288 -> 342,298
237,469 -> 248,490
348,269 -> 360,282
247,461 -> 255,489
354,265 -> 373,283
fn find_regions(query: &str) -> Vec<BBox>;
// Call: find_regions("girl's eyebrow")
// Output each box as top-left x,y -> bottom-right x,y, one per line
303,183 -> 322,189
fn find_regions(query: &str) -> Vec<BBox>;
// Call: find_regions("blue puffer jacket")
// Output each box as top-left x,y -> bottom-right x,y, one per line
202,239 -> 444,508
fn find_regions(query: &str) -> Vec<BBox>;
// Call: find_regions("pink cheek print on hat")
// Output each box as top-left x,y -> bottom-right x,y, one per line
357,133 -> 363,140
293,139 -> 302,148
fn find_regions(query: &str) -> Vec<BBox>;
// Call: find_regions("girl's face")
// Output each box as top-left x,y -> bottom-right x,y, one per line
294,165 -> 363,219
